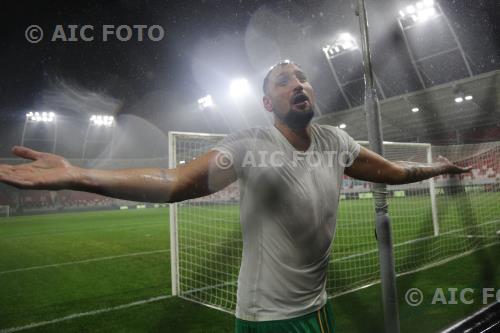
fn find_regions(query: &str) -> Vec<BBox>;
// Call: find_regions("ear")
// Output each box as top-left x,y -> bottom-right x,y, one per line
263,95 -> 273,113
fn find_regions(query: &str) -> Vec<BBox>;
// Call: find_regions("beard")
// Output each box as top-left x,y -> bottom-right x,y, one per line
278,107 -> 314,129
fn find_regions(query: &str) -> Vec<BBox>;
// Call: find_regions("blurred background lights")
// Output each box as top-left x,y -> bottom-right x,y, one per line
197,95 -> 214,110
399,0 -> 437,23
26,111 -> 56,122
323,33 -> 358,58
229,78 -> 251,99
90,115 -> 114,127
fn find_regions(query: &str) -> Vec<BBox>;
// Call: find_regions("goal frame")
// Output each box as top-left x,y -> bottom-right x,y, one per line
168,131 -> 228,296
356,140 -> 439,237
167,131 -> 439,301
0,205 -> 10,218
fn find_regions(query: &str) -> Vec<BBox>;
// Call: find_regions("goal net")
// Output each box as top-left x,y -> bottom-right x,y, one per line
0,205 -> 10,218
169,131 -> 500,313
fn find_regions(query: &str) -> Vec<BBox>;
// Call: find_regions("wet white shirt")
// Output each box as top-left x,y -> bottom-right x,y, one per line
213,124 -> 360,321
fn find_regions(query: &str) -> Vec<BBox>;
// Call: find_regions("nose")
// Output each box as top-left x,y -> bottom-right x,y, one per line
291,77 -> 304,93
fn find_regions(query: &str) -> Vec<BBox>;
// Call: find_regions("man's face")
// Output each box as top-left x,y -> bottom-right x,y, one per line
263,64 -> 316,129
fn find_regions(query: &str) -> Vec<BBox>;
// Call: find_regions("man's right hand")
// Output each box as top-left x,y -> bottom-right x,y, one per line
0,147 -> 237,203
0,146 -> 79,190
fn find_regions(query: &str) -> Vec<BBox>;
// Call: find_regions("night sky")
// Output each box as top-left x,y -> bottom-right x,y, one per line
0,0 -> 498,156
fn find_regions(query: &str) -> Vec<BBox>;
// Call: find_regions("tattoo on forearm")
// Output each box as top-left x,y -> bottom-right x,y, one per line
397,162 -> 446,183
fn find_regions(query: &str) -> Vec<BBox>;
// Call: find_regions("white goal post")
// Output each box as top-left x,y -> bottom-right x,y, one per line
168,131 -> 500,313
0,205 -> 10,218
168,131 -> 228,298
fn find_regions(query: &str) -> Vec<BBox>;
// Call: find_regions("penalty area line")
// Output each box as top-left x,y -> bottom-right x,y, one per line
0,249 -> 169,275
0,295 -> 173,333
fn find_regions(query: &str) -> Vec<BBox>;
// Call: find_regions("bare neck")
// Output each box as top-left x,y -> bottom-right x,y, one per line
274,121 -> 312,151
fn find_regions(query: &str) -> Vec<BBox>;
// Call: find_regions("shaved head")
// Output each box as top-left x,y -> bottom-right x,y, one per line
261,61 -> 316,129
262,60 -> 301,95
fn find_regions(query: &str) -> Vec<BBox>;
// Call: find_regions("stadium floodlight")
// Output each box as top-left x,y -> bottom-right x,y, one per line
411,107 -> 420,113
323,33 -> 358,59
321,32 -> 387,107
454,94 -> 473,104
26,111 -> 56,122
397,0 -> 473,89
197,95 -> 214,110
90,115 -> 114,127
82,115 -> 115,159
398,0 -> 437,24
22,111 -> 58,153
230,78 -> 251,99
339,123 -> 347,129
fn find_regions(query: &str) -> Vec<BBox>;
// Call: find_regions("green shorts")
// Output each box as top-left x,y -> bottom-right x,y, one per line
235,300 -> 335,333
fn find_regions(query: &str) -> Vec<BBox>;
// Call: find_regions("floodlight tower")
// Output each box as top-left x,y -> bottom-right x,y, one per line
397,0 -> 473,88
81,115 -> 115,160
323,33 -> 386,109
229,78 -> 251,99
20,111 -> 58,153
197,95 -> 215,111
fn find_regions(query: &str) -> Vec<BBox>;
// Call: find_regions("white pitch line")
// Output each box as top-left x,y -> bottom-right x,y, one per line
0,249 -> 169,276
330,219 -> 500,263
0,295 -> 173,333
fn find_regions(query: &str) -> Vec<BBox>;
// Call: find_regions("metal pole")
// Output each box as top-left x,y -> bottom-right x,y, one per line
20,118 -> 28,147
427,145 -> 439,236
357,1 -> 401,332
109,125 -> 115,160
168,131 -> 180,296
82,124 -> 91,160
373,72 -> 387,100
52,121 -> 58,154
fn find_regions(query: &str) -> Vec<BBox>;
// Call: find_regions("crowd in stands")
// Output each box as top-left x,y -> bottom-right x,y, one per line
57,191 -> 114,209
0,188 -> 116,212
435,151 -> 499,183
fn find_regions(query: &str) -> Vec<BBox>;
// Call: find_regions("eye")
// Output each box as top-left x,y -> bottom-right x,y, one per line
296,73 -> 307,82
277,76 -> 289,86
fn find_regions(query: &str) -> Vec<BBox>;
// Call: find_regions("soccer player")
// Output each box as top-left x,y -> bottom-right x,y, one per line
0,61 -> 469,333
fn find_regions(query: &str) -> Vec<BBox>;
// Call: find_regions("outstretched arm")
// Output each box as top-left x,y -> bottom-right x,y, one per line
345,147 -> 471,185
0,146 -> 237,203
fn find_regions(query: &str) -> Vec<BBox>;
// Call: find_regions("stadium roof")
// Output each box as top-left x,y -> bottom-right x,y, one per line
315,70 -> 500,144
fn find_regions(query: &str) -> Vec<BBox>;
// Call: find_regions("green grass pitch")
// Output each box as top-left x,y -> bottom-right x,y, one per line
0,193 -> 499,332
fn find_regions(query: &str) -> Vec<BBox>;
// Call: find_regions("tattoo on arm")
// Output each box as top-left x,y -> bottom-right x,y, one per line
396,161 -> 446,184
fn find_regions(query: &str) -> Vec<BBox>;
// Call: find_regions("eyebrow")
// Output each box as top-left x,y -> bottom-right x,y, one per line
295,70 -> 306,77
274,70 -> 306,81
275,73 -> 289,80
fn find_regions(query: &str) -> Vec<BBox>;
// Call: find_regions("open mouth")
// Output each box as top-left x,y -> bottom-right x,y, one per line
291,93 -> 311,110
292,93 -> 309,106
